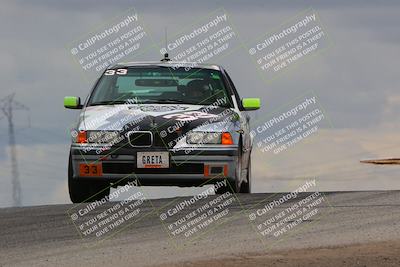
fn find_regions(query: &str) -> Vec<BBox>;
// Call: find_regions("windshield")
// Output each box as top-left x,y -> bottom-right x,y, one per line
88,67 -> 232,107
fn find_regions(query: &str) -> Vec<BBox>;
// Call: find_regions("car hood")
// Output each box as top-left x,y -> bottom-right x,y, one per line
78,104 -> 239,135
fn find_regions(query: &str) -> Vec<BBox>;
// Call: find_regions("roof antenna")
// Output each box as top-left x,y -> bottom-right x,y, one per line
161,27 -> 170,62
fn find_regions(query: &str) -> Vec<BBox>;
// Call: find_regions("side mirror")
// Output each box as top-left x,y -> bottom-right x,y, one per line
64,96 -> 82,109
242,98 -> 260,111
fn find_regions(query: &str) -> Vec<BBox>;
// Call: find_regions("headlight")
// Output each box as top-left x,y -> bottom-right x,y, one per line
86,131 -> 120,143
186,132 -> 233,145
187,132 -> 221,144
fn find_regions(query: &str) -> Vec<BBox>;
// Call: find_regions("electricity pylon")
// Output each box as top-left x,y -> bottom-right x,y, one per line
0,93 -> 29,206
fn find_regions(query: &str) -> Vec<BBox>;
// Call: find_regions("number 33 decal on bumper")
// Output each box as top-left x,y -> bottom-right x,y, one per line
79,163 -> 103,176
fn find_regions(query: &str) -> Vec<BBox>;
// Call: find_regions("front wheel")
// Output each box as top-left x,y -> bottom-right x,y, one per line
215,148 -> 242,194
68,154 -> 110,203
240,156 -> 251,193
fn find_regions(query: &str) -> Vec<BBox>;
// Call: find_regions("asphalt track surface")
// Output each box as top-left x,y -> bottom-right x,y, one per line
1,190 -> 400,266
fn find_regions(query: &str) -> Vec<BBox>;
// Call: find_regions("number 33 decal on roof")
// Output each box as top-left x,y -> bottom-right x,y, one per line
104,69 -> 128,75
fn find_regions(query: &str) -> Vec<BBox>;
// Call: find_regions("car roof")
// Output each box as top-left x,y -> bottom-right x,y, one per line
109,61 -> 222,71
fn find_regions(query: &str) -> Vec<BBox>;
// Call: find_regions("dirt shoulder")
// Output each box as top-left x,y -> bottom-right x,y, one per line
158,240 -> 400,267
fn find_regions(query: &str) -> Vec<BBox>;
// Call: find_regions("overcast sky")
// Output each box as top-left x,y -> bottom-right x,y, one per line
1,0 -> 400,207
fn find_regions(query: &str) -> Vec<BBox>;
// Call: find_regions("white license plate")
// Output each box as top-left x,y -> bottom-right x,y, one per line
137,152 -> 169,168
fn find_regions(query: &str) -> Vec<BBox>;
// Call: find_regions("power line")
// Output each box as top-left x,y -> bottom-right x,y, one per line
0,93 -> 30,207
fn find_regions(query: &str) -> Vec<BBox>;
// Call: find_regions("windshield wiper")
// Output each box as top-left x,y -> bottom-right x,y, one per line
137,98 -> 195,104
151,99 -> 186,104
89,100 -> 129,106
90,99 -> 210,106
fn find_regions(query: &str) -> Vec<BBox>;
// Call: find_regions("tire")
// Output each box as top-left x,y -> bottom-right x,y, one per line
240,155 -> 251,193
68,154 -> 110,203
215,147 -> 242,194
